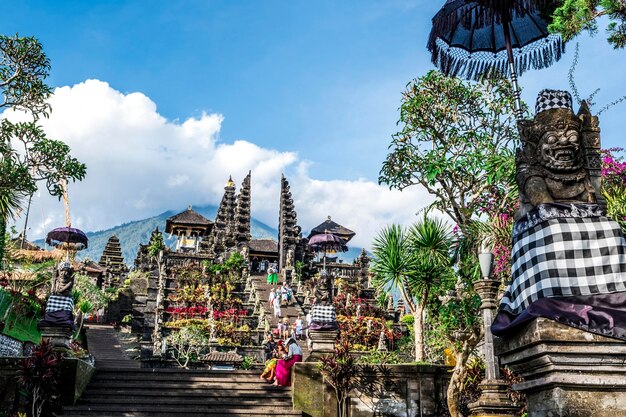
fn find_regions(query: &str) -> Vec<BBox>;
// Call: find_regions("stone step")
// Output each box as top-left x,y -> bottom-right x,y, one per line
63,405 -> 302,416
81,388 -> 291,398
77,396 -> 292,406
86,381 -> 288,390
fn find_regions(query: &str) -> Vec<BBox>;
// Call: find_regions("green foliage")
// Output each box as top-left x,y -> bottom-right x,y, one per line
400,314 -> 414,326
357,350 -> 402,365
72,273 -> 110,311
318,338 -> 359,417
380,70 -> 520,227
17,339 -> 63,417
548,0 -> 626,48
168,324 -> 209,368
240,355 -> 256,370
147,232 -> 165,259
1,34 -> 86,266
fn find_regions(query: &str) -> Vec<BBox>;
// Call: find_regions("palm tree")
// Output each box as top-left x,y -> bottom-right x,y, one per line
407,216 -> 454,362
0,185 -> 25,269
372,219 -> 453,361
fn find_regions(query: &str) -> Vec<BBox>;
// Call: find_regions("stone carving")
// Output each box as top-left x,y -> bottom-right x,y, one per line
52,263 -> 75,296
516,90 -> 599,219
313,274 -> 334,305
285,249 -> 294,268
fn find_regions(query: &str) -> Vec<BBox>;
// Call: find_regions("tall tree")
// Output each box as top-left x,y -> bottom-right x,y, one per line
0,34 -> 86,266
548,0 -> 626,48
379,70 -> 519,228
371,217 -> 453,362
380,71 -> 520,417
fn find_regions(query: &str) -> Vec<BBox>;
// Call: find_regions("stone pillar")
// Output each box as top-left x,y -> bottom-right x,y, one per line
306,329 -> 339,362
495,317 -> 626,417
40,326 -> 73,351
469,279 -> 517,417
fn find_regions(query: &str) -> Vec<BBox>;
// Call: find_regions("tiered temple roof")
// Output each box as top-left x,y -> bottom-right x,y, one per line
308,216 -> 356,243
205,176 -> 237,259
99,235 -> 128,274
232,171 -> 252,249
278,175 -> 301,270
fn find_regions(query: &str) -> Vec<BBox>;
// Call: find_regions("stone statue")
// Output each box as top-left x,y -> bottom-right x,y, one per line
285,249 -> 294,268
516,89 -> 598,219
313,273 -> 334,305
52,263 -> 75,296
240,245 -> 249,260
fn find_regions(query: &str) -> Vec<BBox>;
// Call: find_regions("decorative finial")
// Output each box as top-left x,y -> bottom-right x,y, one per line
188,205 -> 192,210
226,176 -> 235,187
327,215 -> 331,221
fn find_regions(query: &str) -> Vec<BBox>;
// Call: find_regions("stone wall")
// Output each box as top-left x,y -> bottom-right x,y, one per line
0,357 -> 21,412
293,362 -> 450,417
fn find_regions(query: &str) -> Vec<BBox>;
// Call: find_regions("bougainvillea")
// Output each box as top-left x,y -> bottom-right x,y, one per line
602,148 -> 626,231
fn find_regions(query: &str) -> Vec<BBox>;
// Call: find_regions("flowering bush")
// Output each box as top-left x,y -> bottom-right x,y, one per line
337,315 -> 399,350
602,148 -> 626,230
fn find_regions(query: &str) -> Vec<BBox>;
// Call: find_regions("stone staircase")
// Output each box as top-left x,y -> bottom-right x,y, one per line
248,274 -> 311,357
65,325 -> 302,417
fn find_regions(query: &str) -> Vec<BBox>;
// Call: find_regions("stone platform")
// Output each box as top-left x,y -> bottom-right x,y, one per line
495,317 -> 626,417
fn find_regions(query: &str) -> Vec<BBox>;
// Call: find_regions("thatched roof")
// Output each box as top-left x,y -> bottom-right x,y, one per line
165,206 -> 213,234
249,239 -> 278,254
10,235 -> 40,251
10,249 -> 64,263
308,216 -> 355,243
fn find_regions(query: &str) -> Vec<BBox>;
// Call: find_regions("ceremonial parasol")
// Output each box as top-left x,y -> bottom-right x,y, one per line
428,0 -> 564,120
307,232 -> 348,274
46,227 -> 89,251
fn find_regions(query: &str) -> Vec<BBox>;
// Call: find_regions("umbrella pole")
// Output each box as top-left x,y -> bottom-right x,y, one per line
502,17 -> 523,121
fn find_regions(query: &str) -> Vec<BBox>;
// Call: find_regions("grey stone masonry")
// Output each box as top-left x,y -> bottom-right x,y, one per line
495,317 -> 626,417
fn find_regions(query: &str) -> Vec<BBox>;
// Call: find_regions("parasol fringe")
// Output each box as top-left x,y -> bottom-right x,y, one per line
431,35 -> 565,81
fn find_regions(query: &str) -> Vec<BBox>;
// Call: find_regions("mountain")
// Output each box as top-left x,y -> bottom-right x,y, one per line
34,205 -> 367,267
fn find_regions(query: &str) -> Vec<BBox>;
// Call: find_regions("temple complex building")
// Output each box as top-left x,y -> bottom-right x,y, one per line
164,206 -> 213,253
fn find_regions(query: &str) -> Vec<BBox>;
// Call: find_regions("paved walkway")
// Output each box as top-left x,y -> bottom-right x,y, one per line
85,324 -> 139,369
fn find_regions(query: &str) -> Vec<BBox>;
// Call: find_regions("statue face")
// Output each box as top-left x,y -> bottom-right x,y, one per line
538,126 -> 584,172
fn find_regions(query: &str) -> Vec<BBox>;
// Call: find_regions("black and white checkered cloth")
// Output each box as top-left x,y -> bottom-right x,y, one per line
535,89 -> 573,115
310,305 -> 337,323
501,215 -> 626,315
46,295 -> 74,313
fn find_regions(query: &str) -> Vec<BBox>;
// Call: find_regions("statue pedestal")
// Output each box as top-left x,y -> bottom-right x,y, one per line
40,326 -> 73,351
306,329 -> 338,362
495,317 -> 626,417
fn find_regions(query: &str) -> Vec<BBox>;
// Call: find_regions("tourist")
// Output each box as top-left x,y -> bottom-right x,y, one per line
260,341 -> 285,383
281,317 -> 290,340
273,293 -> 282,318
294,315 -> 303,340
280,283 -> 289,305
267,267 -> 278,285
268,288 -> 276,307
263,333 -> 277,361
273,337 -> 303,386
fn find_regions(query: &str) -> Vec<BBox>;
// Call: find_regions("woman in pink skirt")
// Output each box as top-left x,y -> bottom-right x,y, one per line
273,337 -> 303,386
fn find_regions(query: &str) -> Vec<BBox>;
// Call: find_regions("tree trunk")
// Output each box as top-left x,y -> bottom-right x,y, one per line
0,216 -> 6,270
446,330 -> 481,417
414,287 -> 429,362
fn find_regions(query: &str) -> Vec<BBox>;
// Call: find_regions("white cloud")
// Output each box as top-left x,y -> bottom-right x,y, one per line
3,79 -> 431,250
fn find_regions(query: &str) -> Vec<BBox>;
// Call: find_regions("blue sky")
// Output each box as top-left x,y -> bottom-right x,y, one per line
2,1 -> 625,246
